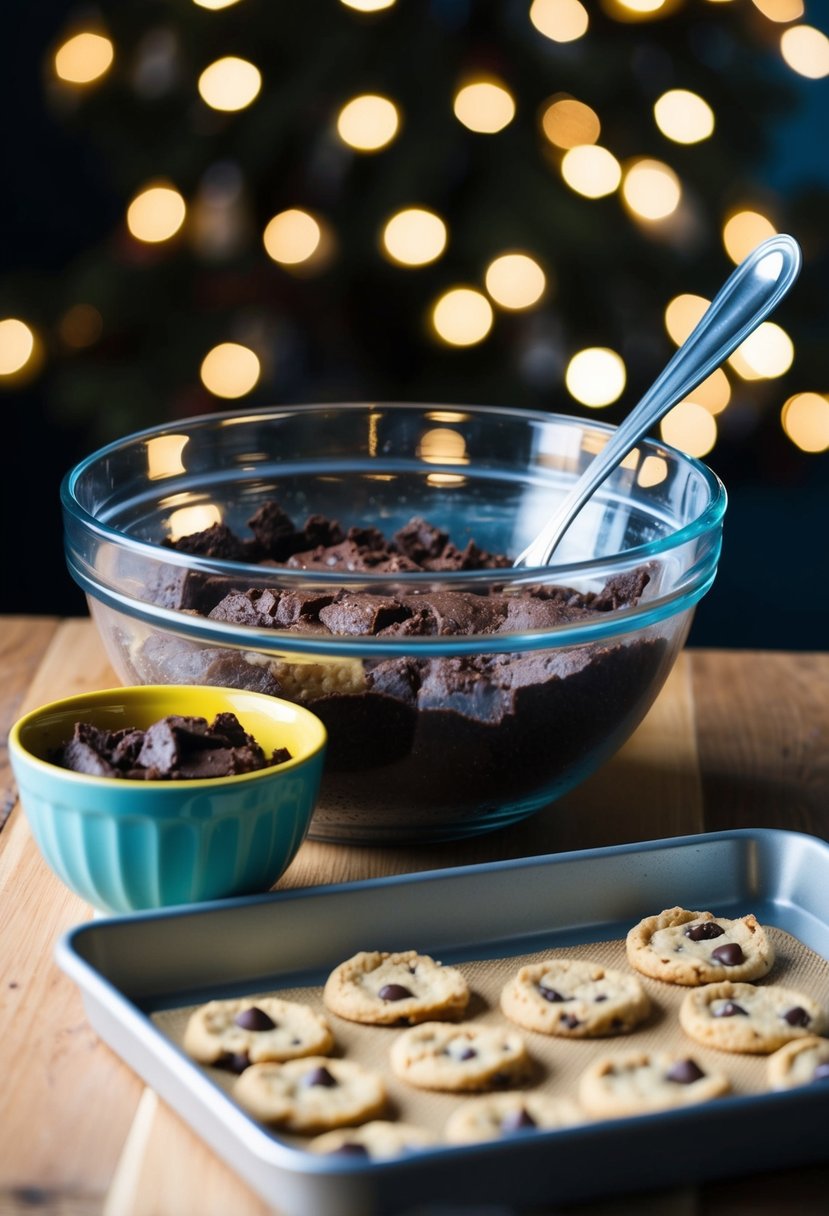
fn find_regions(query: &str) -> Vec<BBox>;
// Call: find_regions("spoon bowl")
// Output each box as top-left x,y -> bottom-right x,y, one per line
514,234 -> 802,569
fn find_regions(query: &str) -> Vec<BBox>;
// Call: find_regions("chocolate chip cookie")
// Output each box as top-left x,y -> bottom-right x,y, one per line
578,1050 -> 731,1118
679,981 -> 826,1054
767,1035 -> 829,1090
323,950 -> 469,1026
233,1057 -> 387,1133
626,907 -> 774,985
184,997 -> 334,1071
390,1022 -> 531,1092
500,959 -> 650,1038
307,1120 -> 438,1158
444,1092 -> 583,1143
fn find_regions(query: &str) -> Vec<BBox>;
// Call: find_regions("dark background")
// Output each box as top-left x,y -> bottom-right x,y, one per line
2,0 -> 827,648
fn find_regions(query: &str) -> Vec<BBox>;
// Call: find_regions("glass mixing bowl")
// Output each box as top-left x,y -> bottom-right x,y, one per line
62,403 -> 726,843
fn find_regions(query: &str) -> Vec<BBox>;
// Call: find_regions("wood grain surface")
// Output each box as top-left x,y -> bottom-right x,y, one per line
1,619 -> 828,1216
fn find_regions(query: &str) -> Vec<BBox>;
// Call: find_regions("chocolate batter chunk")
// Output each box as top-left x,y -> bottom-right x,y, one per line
142,500 -> 665,837
55,712 -> 291,780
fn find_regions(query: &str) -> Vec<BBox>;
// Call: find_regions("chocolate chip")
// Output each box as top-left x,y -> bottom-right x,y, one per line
713,1001 -> 748,1018
666,1059 -> 705,1085
378,983 -> 413,1002
458,1047 -> 478,1061
560,1013 -> 582,1029
331,1142 -> 370,1157
234,1006 -> 276,1031
594,994 -> 608,1003
783,1006 -> 811,1027
538,984 -> 566,1003
813,1062 -> 829,1081
500,1107 -> 537,1133
216,1050 -> 251,1074
710,943 -> 745,966
685,922 -> 725,941
305,1065 -> 338,1087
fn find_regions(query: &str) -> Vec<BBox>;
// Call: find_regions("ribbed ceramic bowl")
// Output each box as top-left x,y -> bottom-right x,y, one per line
9,685 -> 326,914
61,403 -> 726,844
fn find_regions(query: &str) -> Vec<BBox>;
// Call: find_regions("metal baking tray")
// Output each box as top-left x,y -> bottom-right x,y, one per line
57,828 -> 829,1216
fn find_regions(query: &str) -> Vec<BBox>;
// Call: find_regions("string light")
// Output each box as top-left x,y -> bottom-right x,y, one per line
126,183 -> 186,243
431,288 -> 493,346
484,253 -> 546,310
200,342 -> 260,397
751,0 -> 803,19
722,209 -> 776,263
661,401 -> 717,457
54,32 -> 114,84
453,79 -> 515,134
381,208 -> 447,266
0,319 -> 35,376
622,159 -> 681,220
560,145 -> 621,198
336,95 -> 400,151
781,393 -> 829,452
780,25 -> 829,77
653,89 -> 715,144
729,322 -> 793,379
541,97 -> 600,149
529,0 -> 589,42
565,347 -> 626,407
198,57 -> 262,111
664,294 -> 709,344
263,209 -> 322,265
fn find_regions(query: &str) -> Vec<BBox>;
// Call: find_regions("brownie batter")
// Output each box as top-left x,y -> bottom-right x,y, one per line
136,503 -> 669,838
55,712 -> 291,780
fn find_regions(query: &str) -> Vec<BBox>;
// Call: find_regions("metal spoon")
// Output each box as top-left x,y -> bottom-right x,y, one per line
514,234 -> 802,568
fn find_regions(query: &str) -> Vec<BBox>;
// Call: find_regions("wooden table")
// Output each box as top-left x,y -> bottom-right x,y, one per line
2,616 -> 828,1216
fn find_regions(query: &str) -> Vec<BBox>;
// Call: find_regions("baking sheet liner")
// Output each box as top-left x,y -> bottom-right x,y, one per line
152,927 -> 829,1142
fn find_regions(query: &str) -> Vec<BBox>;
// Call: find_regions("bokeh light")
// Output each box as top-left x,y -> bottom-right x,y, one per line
684,369 -> 731,414
637,455 -> 669,487
661,401 -> 717,457
147,434 -> 188,480
381,208 -> 447,266
417,427 -> 468,464
453,80 -> 515,134
54,32 -> 114,84
485,253 -> 547,310
565,347 -> 626,406
263,209 -> 322,265
126,184 -> 186,243
780,25 -> 829,77
168,504 -> 222,541
611,0 -> 671,13
529,0 -> 589,42
198,57 -> 262,111
664,293 -> 709,344
722,209 -> 777,263
560,145 -> 622,198
622,159 -> 681,220
541,97 -> 601,149
431,288 -> 493,346
200,342 -> 261,397
781,393 -> 829,452
192,0 -> 242,8
728,322 -> 794,379
752,0 -> 803,19
336,94 -> 400,151
653,89 -> 715,144
0,319 -> 35,375
340,0 -> 396,9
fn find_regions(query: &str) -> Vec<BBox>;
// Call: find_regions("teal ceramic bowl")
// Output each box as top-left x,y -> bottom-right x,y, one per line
8,685 -> 326,914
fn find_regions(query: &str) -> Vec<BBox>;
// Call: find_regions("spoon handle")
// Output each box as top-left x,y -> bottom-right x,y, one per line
515,234 -> 802,568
